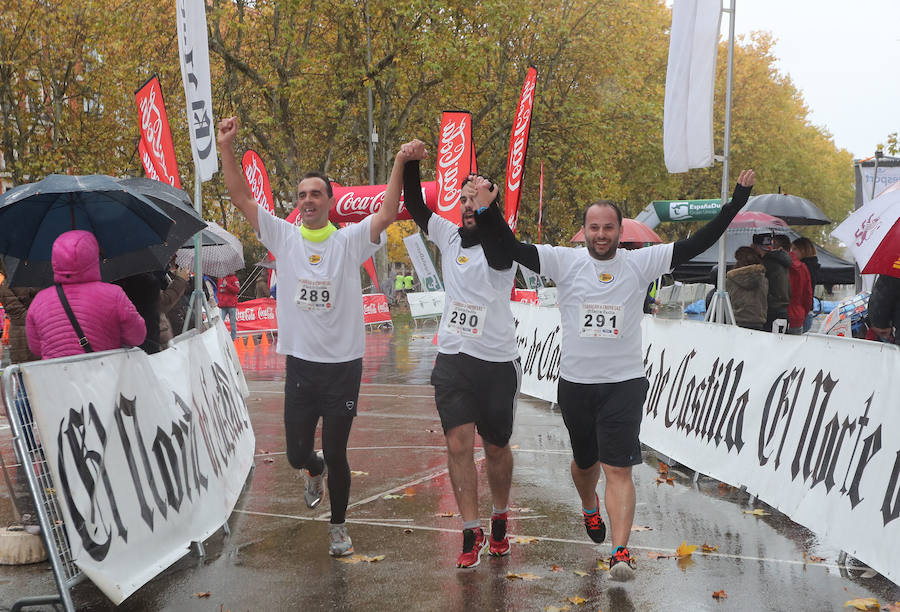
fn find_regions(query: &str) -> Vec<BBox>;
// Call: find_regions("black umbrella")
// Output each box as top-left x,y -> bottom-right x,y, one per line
0,174 -> 176,286
744,194 -> 831,226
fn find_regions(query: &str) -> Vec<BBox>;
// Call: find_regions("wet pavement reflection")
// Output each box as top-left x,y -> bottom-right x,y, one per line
2,320 -> 899,611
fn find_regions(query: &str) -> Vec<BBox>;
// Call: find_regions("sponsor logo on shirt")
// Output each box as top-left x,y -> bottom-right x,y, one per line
598,272 -> 614,283
309,254 -> 322,265
456,255 -> 469,265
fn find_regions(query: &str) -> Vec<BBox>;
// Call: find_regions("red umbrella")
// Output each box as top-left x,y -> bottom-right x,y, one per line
728,211 -> 789,230
570,218 -> 662,243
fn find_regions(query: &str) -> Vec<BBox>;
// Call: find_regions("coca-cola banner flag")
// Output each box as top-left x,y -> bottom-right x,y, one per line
241,150 -> 274,215
138,138 -> 163,183
176,0 -> 217,182
327,181 -> 438,224
135,76 -> 181,189
436,111 -> 476,226
504,66 -> 537,232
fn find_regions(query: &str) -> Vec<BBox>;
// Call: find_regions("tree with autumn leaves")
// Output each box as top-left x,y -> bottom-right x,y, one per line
1,0 -> 856,265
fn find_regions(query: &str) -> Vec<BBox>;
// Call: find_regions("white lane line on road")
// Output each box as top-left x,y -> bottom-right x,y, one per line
254,445 -> 449,458
232,509 -> 851,572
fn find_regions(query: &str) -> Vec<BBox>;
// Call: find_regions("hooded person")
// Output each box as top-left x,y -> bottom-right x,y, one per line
751,231 -> 791,332
725,246 -> 768,330
26,230 -> 147,359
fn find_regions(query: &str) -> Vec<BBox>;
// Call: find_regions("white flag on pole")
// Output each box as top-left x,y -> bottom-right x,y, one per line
663,0 -> 722,173
177,0 -> 218,182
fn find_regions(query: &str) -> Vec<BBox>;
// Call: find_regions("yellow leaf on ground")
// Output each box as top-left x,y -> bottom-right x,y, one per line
435,512 -> 457,518
350,471 -> 369,477
545,606 -> 570,612
194,592 -> 211,598
596,559 -> 610,571
631,525 -> 653,532
843,597 -> 880,610
505,572 -> 542,581
712,590 -> 727,600
511,536 -> 539,544
743,509 -> 770,516
572,570 -> 589,577
676,541 -> 698,557
566,595 -> 587,605
701,543 -> 719,553
336,554 -> 385,564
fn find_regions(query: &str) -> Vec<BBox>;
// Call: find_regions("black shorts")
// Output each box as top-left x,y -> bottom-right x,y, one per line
558,377 -> 650,469
284,356 -> 363,420
430,352 -> 521,447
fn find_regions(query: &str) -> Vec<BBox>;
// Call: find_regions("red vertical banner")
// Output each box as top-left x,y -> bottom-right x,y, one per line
135,75 -> 181,189
504,66 -> 537,232
138,138 -> 162,182
538,160 -> 544,244
241,149 -> 275,215
435,111 -> 475,226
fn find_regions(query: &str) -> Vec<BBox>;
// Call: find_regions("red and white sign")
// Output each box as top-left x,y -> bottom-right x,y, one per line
504,67 -> 537,232
436,111 -> 477,226
241,150 -> 274,215
511,289 -> 539,304
362,293 -> 392,325
138,139 -> 162,182
134,75 -> 181,189
285,182 -> 438,225
224,296 -> 391,333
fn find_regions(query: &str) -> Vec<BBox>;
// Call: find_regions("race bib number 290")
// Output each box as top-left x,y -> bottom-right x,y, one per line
446,300 -> 487,337
295,279 -> 334,311
579,303 -> 622,338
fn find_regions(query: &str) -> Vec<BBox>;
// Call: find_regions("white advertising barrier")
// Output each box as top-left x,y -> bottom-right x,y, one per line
20,322 -> 254,604
510,302 -> 900,585
403,233 -> 443,292
407,291 -> 445,320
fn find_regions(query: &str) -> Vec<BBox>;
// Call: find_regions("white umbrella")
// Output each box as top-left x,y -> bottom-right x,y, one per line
175,220 -> 244,277
831,182 -> 900,277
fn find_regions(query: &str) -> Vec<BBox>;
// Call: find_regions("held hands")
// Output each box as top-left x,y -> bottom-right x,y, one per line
397,139 -> 428,162
217,116 -> 238,148
469,174 -> 499,209
737,169 -> 755,188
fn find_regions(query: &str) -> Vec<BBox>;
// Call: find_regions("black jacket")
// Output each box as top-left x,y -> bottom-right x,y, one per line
868,274 -> 900,342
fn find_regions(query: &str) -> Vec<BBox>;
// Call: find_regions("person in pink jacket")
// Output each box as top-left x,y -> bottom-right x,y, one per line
26,230 -> 147,359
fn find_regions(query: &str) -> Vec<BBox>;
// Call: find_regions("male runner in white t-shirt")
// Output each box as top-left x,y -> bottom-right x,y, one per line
401,145 -> 521,569
217,116 -> 407,557
475,169 -> 755,580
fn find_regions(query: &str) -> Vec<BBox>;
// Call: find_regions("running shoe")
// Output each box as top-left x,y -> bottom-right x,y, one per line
582,495 -> 606,543
328,523 -> 354,557
609,546 -> 636,581
303,451 -> 326,509
456,527 -> 488,568
489,513 -> 510,557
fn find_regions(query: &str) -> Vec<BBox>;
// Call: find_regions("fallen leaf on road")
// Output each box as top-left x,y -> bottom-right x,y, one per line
646,551 -> 671,560
566,595 -> 586,605
545,606 -> 570,612
194,592 -> 211,598
596,559 -> 610,571
676,541 -> 698,558
803,552 -> 826,563
658,461 -> 669,475
631,525 -> 653,532
511,444 -> 520,449
337,554 -> 385,564
701,543 -> 719,553
843,597 -> 880,610
655,476 -> 675,487
404,487 -> 416,496
435,512 -> 457,518
403,528 -> 413,534
551,565 -> 563,572
511,536 -> 539,545
383,494 -> 405,500
263,458 -> 275,464
712,590 -> 727,600
425,429 -> 438,433
351,471 -> 369,477
743,509 -> 769,516
572,570 -> 589,577
258,449 -> 269,454
511,507 -> 533,513
883,602 -> 900,612
505,572 -> 541,581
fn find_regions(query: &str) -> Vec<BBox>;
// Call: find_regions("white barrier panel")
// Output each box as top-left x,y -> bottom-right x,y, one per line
21,322 -> 254,604
407,291 -> 445,319
510,303 -> 900,585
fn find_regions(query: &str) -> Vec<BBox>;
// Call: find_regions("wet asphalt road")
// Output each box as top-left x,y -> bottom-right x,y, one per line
2,324 -> 899,611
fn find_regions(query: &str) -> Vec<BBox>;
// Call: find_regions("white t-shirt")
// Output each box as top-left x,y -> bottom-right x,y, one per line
258,208 -> 385,362
427,215 -> 518,362
537,243 -> 674,383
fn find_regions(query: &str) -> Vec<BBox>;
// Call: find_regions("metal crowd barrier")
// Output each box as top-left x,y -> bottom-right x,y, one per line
2,365 -> 83,612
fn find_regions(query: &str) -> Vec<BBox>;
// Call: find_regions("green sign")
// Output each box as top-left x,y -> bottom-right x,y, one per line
652,199 -> 721,222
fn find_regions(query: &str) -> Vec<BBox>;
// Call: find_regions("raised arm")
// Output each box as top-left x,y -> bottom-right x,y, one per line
402,157 -> 433,232
371,139 -> 428,242
216,116 -> 259,232
671,169 -> 755,267
472,184 -> 541,273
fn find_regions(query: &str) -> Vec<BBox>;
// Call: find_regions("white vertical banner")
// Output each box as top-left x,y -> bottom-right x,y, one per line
519,263 -> 544,290
177,0 -> 218,182
403,232 -> 443,292
663,0 -> 722,173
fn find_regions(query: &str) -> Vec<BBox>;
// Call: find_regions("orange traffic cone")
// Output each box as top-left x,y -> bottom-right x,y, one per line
260,332 -> 270,347
233,337 -> 244,352
246,334 -> 256,349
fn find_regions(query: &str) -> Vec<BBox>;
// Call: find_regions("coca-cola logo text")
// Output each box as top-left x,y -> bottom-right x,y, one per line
436,117 -> 469,212
138,84 -> 176,187
244,155 -> 273,213
506,76 -> 536,195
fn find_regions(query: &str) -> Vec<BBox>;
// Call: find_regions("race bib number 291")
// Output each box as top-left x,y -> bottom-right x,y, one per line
295,279 -> 334,311
579,303 -> 622,338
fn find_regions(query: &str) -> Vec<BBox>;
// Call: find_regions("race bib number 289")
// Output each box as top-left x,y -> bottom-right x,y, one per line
579,303 -> 623,338
295,279 -> 334,311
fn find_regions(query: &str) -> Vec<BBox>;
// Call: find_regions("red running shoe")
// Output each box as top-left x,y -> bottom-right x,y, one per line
609,546 -> 636,581
489,513 -> 510,557
582,495 -> 606,543
456,527 -> 488,568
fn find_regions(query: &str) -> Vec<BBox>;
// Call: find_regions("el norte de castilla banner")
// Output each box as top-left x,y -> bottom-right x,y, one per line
510,302 -> 900,585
